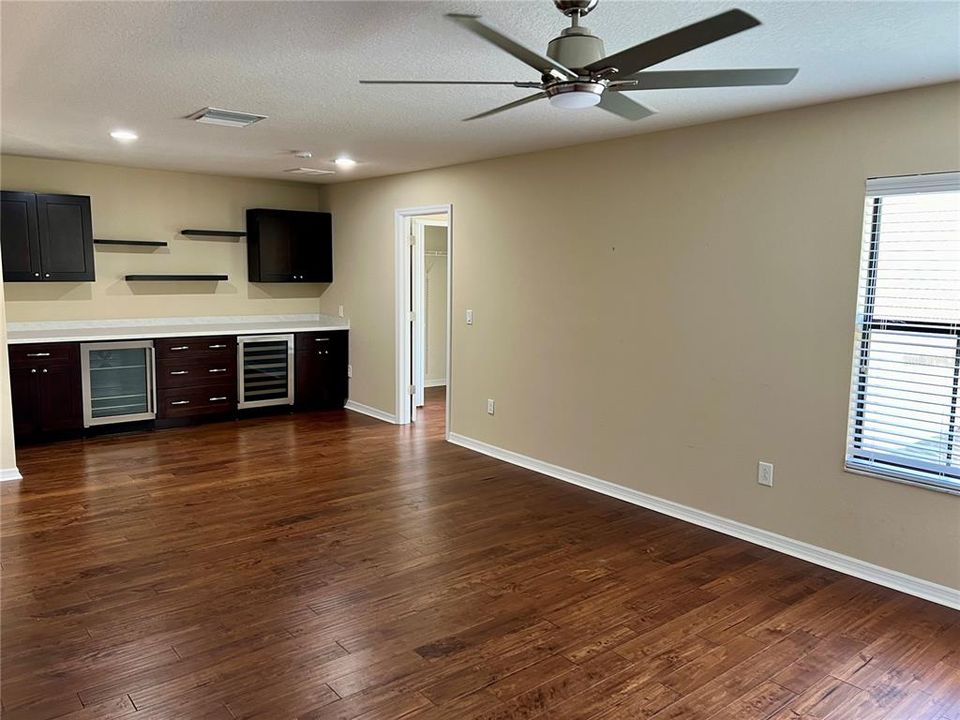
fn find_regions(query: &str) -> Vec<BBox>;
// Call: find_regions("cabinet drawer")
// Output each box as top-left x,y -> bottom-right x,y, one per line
294,330 -> 346,352
157,358 -> 236,390
158,386 -> 235,419
155,336 -> 236,360
10,342 -> 79,369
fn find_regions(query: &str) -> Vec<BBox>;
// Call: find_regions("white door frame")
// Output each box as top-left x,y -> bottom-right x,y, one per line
412,217 -> 448,407
394,204 -> 452,434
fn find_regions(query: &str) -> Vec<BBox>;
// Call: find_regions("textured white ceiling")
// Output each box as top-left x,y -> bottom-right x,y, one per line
2,1 -> 958,184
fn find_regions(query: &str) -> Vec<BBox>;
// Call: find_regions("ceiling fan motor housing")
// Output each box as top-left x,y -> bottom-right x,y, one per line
547,25 -> 606,74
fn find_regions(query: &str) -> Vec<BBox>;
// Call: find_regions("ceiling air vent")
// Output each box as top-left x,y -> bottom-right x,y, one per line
284,168 -> 335,176
188,107 -> 267,127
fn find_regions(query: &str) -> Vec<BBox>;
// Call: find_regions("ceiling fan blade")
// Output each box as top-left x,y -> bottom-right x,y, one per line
360,80 -> 541,87
596,91 -> 656,121
446,14 -> 577,80
585,9 -> 760,77
613,68 -> 798,90
463,92 -> 548,121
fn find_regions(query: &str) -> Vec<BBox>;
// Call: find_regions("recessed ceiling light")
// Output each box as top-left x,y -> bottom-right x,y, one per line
334,156 -> 357,169
110,129 -> 138,142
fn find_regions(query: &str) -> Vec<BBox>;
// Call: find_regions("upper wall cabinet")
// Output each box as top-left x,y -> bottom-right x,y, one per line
1,191 -> 95,282
246,209 -> 332,283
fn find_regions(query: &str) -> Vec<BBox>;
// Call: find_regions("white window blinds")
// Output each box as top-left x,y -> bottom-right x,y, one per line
845,172 -> 960,493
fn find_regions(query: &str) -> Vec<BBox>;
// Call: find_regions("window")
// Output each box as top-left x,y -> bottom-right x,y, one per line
846,172 -> 960,494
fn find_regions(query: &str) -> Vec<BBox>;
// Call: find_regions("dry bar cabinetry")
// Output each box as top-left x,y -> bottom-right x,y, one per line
8,329 -> 348,444
295,330 -> 348,409
155,336 -> 237,423
0,192 -> 95,282
9,343 -> 83,442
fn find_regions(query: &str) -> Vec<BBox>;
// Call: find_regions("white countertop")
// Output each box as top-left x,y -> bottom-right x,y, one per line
6,314 -> 349,344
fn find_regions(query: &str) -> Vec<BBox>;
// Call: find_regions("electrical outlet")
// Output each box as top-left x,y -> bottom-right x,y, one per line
466,309 -> 474,325
487,399 -> 495,415
338,305 -> 344,318
347,364 -> 353,378
758,461 -> 774,487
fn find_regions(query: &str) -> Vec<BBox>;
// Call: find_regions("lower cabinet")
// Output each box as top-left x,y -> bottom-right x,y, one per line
9,343 -> 83,441
8,330 -> 349,445
295,331 -> 348,409
155,336 -> 237,423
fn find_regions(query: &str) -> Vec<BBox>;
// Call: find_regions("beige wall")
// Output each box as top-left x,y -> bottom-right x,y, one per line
318,82 -> 960,589
424,224 -> 447,385
0,156 -> 327,322
0,279 -> 15,474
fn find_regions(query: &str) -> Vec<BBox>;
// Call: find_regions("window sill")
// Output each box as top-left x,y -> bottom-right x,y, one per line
844,462 -> 960,496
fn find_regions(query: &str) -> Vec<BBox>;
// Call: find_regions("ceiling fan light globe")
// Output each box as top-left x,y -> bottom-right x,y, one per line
549,90 -> 602,109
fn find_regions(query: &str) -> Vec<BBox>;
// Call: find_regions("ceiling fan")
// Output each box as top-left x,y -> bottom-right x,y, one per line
360,0 -> 798,121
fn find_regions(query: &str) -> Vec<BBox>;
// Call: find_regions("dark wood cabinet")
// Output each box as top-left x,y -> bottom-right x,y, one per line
247,209 -> 332,283
1,192 -> 95,282
295,331 -> 348,409
8,343 -> 83,441
155,336 -> 237,423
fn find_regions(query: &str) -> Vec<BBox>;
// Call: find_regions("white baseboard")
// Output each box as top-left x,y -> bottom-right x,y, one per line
344,400 -> 398,425
0,467 -> 23,482
447,433 -> 960,610
424,379 -> 447,388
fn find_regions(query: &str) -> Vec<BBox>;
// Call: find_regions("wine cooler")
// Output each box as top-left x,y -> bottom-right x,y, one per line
237,334 -> 295,409
80,341 -> 156,427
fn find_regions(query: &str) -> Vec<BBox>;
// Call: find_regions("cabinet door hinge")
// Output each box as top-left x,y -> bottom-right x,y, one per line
408,384 -> 416,396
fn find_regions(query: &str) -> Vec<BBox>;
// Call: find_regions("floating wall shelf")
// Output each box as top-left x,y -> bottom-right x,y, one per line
181,229 -> 246,238
125,274 -> 228,282
95,239 -> 168,248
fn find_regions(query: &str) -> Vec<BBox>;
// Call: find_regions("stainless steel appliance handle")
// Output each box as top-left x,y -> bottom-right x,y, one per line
149,346 -> 157,415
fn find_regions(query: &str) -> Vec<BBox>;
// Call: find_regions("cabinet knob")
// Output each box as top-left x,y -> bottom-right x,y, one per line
33,273 -> 40,278
44,273 -> 50,278
30,368 -> 37,373
41,368 -> 48,373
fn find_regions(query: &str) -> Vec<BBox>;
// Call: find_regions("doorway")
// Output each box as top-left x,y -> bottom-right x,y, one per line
395,205 -> 451,435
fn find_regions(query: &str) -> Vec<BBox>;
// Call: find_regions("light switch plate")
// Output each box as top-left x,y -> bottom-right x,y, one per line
466,309 -> 474,325
758,461 -> 774,487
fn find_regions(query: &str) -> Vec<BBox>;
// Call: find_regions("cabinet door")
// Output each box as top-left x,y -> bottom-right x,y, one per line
38,365 -> 83,432
9,366 -> 41,439
253,213 -> 295,282
295,333 -> 347,409
1,191 -> 41,281
294,213 -> 333,282
36,194 -> 95,281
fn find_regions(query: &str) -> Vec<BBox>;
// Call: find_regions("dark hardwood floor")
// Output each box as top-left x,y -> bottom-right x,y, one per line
2,387 -> 958,719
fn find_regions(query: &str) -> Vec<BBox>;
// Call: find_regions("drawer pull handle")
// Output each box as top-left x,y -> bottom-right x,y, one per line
208,368 -> 227,373
26,352 -> 51,357
209,344 -> 227,349
209,396 -> 228,402
170,346 -> 190,351
171,400 -> 190,406
314,338 -> 330,343
170,370 -> 189,375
